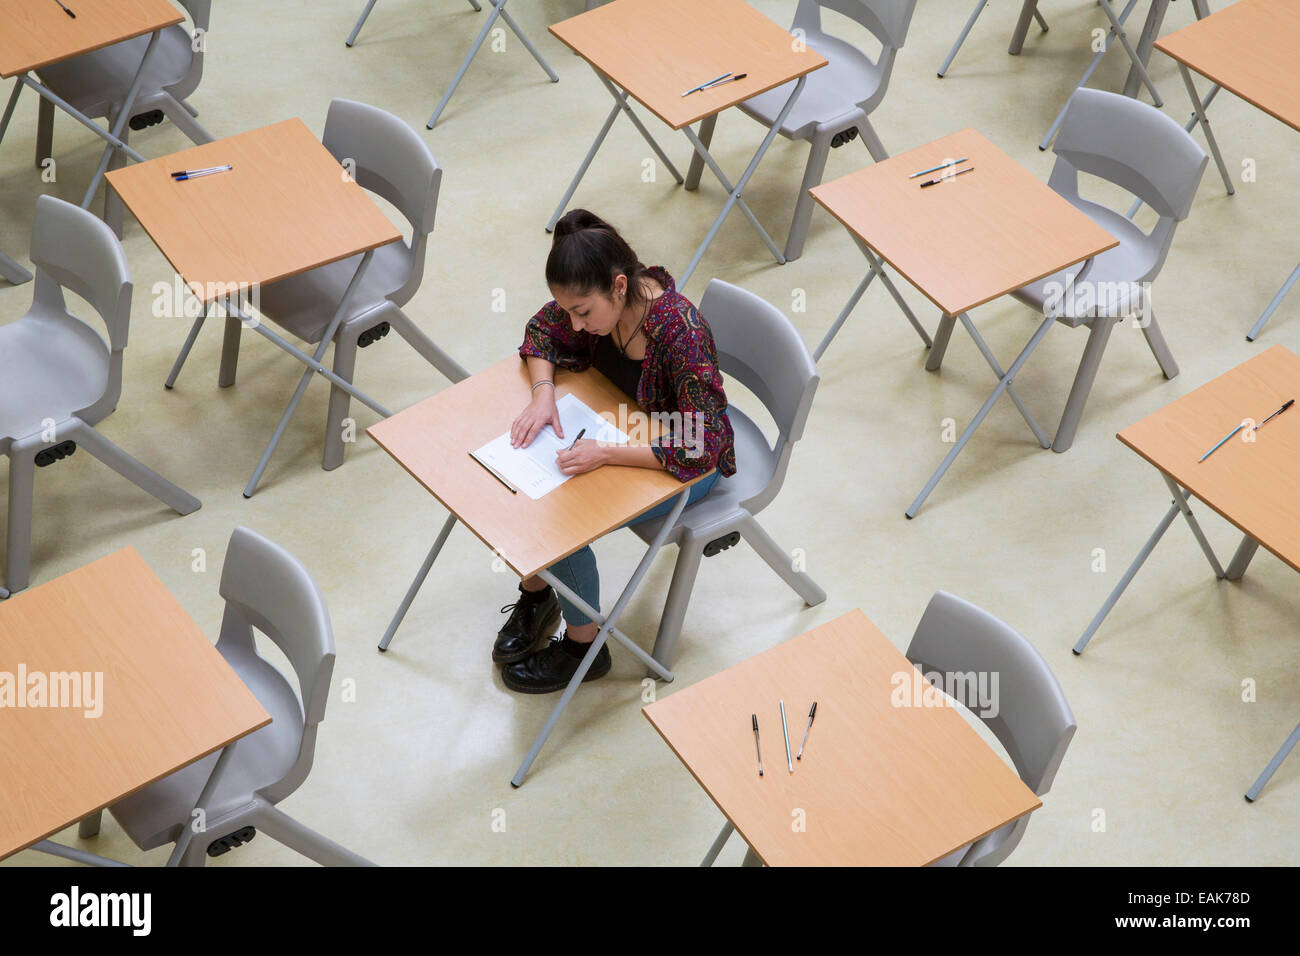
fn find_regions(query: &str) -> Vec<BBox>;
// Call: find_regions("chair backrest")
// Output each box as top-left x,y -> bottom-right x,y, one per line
1050,89 -> 1207,274
322,98 -> 442,302
167,0 -> 212,100
216,526 -> 335,803
699,279 -> 819,512
905,591 -> 1076,867
29,194 -> 132,355
796,0 -> 917,51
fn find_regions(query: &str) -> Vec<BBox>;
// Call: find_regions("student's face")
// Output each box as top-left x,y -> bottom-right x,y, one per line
552,276 -> 627,335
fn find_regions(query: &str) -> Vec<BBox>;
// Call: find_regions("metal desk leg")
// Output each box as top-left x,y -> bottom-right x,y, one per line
0,252 -> 31,286
32,841 -> 131,867
240,250 -> 394,497
427,0 -> 558,130
1162,472 -> 1225,578
0,79 -> 22,149
167,742 -> 238,867
1121,0 -> 1169,99
906,311 -> 1056,518
1223,534 -> 1260,581
1180,62 -> 1234,195
1246,262 -> 1300,342
378,514 -> 459,651
546,74 -> 683,232
1245,723 -> 1300,802
1008,0 -> 1043,55
511,488 -> 690,787
80,32 -> 162,209
956,311 -> 1052,448
348,0 -> 482,48
701,821 -> 735,866
814,243 -> 930,361
678,75 -> 808,287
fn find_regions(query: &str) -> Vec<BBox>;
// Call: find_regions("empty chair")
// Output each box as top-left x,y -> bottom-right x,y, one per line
629,279 -> 826,669
91,526 -> 374,866
34,0 -> 215,230
906,591 -> 1076,866
727,0 -> 916,261
1004,88 -> 1207,453
0,196 -> 199,597
166,98 -> 468,472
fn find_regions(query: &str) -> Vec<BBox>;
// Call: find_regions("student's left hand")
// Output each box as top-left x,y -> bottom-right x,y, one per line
555,439 -> 606,476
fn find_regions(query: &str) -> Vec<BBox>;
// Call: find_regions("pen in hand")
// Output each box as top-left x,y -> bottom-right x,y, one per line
566,428 -> 586,451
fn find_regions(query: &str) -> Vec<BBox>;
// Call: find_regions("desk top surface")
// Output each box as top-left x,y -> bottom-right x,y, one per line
0,0 -> 183,79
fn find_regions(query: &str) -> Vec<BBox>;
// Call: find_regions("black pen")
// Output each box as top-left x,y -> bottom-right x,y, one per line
796,701 -> 817,760
1253,398 -> 1294,431
752,714 -> 763,777
566,428 -> 586,451
920,166 -> 975,188
53,0 -> 76,17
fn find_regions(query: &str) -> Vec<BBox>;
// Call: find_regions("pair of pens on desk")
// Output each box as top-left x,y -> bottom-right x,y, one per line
911,156 -> 974,188
753,701 -> 817,776
171,164 -> 233,182
1198,399 -> 1294,462
682,72 -> 747,97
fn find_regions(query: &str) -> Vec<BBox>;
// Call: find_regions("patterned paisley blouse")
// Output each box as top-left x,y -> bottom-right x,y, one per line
519,266 -> 736,482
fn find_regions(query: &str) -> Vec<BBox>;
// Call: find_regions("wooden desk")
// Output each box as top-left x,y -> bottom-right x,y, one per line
546,0 -> 826,286
643,609 -> 1041,866
0,548 -> 269,862
108,117 -> 404,497
1075,345 -> 1300,799
369,357 -> 711,786
0,0 -> 182,79
369,357 -> 705,580
107,118 -> 401,303
810,128 -> 1117,517
1155,0 -> 1300,340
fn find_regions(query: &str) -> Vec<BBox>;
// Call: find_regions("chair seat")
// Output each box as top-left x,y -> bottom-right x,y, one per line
1010,199 -> 1161,327
254,241 -> 412,345
108,648 -> 304,851
632,407 -> 775,545
35,26 -> 195,121
0,314 -> 108,442
736,35 -> 885,141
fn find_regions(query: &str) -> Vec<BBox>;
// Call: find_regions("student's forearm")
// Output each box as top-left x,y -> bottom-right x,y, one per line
526,357 -> 557,390
599,443 -> 665,470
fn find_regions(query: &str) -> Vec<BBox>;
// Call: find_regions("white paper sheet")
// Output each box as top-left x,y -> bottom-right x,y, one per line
471,393 -> 629,500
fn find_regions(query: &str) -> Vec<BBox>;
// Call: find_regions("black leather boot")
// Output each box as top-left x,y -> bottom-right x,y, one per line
493,585 -> 561,664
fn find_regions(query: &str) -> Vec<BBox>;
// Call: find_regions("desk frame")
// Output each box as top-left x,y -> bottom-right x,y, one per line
546,68 -> 808,288
379,487 -> 691,787
0,250 -> 31,285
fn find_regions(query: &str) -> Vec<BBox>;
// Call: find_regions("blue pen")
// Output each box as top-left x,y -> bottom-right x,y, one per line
1198,422 -> 1245,462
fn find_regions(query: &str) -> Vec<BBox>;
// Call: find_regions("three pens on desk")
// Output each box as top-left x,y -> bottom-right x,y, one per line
171,164 -> 233,182
1198,398 -> 1294,462
752,701 -> 817,776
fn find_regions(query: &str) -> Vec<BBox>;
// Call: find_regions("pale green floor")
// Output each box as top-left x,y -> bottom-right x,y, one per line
2,0 -> 1297,867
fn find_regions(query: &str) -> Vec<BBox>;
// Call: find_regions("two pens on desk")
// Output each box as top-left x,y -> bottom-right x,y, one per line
171,164 -> 233,182
1198,399 -> 1294,462
752,701 -> 817,776
911,156 -> 974,188
682,72 -> 748,97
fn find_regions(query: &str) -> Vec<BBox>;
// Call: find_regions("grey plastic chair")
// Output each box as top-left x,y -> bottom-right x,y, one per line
1007,88 -> 1208,453
34,0 -> 214,232
166,98 -> 469,473
729,0 -> 916,261
0,196 -> 199,598
82,526 -> 374,866
629,279 -> 826,669
906,590 -> 1076,867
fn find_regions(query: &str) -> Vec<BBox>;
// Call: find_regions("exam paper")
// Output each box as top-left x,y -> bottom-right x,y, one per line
471,393 -> 629,500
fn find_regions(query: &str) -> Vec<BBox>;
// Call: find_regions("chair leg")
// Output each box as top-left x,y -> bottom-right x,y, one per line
218,315 -> 241,387
783,131 -> 832,263
739,514 -> 826,607
701,820 -> 734,866
35,96 -> 54,167
741,846 -> 763,867
78,811 -> 103,839
1052,317 -> 1116,454
1139,307 -> 1178,379
323,325 -> 362,472
649,539 -> 703,669
684,114 -> 717,192
178,835 -> 208,867
4,445 -> 38,595
159,93 -> 214,145
387,309 -> 470,383
857,117 -> 888,164
252,804 -> 377,866
68,422 -> 201,515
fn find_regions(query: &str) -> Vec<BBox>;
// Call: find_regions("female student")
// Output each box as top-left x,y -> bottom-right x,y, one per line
494,209 -> 736,693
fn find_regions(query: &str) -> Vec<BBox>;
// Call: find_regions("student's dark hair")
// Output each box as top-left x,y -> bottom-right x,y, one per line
547,209 -> 654,312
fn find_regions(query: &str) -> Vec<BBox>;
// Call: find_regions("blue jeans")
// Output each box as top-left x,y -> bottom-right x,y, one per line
545,471 -> 719,628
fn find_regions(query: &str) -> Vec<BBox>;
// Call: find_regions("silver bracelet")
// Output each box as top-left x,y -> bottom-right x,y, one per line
530,380 -> 555,392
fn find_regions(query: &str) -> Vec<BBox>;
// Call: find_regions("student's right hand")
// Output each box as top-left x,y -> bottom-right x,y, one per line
511,391 -> 563,448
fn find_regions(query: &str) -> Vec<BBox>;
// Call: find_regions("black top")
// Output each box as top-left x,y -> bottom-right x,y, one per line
593,333 -> 644,401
